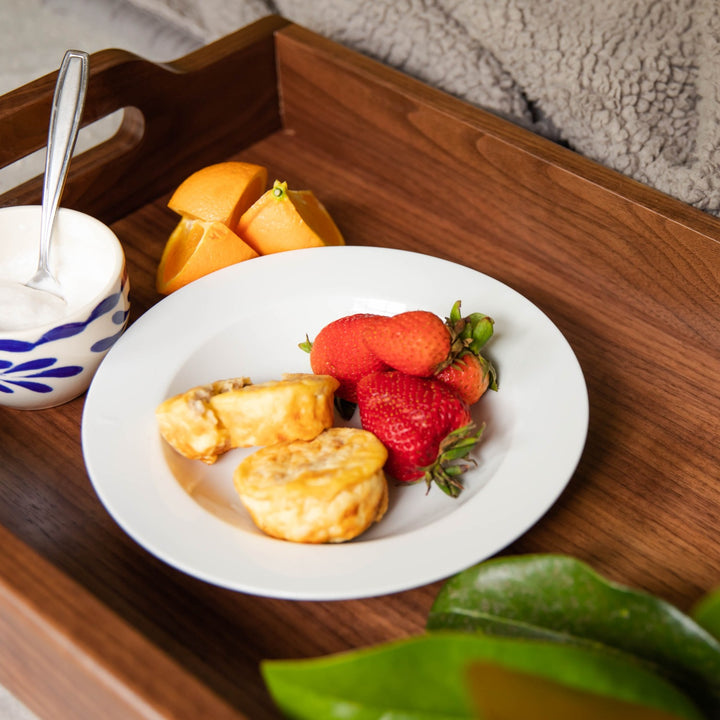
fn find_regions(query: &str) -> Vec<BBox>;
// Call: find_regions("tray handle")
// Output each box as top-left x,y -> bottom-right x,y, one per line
0,15 -> 289,224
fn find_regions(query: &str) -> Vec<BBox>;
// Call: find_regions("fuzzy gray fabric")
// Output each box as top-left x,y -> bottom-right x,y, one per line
127,0 -> 720,217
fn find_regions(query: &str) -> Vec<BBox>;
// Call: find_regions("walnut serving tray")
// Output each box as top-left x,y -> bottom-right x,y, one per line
0,16 -> 718,719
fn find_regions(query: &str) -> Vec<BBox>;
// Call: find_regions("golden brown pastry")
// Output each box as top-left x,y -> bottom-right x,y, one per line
156,373 -> 339,464
233,427 -> 389,543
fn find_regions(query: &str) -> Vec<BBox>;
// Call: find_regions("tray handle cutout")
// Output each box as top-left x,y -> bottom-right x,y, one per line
0,15 -> 288,224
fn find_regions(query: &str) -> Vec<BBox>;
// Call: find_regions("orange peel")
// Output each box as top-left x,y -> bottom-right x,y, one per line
237,180 -> 344,255
168,161 -> 267,227
156,218 -> 258,295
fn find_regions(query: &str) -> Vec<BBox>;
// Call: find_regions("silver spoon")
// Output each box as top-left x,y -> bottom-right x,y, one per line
25,49 -> 89,301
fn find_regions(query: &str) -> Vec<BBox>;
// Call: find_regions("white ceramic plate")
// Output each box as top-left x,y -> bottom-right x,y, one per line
82,246 -> 588,600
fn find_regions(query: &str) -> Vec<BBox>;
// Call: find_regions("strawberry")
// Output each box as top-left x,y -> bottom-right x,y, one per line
300,314 -> 389,403
436,351 -> 497,405
362,310 -> 451,376
356,371 -> 484,497
434,301 -> 498,403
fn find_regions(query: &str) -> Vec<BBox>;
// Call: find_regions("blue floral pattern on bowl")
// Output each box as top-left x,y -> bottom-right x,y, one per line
0,271 -> 130,399
0,357 -> 83,394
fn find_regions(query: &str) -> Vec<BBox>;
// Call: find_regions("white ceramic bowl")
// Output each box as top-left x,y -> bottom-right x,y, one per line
0,206 -> 130,409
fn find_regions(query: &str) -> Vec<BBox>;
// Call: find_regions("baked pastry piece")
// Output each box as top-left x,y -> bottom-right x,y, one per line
156,373 -> 339,464
234,427 -> 389,543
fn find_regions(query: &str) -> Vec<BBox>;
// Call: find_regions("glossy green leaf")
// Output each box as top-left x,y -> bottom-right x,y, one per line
262,632 -> 703,720
466,660 -> 697,719
692,586 -> 720,642
427,554 -> 720,715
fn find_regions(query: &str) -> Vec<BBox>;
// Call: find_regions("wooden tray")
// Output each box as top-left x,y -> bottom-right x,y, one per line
0,15 -> 718,719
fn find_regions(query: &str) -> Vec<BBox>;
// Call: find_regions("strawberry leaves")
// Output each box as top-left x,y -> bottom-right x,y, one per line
447,299 -> 495,356
421,422 -> 486,497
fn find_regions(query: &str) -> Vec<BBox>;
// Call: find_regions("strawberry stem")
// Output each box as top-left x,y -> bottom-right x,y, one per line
420,422 -> 486,497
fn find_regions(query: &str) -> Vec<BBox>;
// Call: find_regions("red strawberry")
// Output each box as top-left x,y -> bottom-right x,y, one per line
356,371 -> 484,497
436,351 -> 497,405
362,310 -> 451,376
300,314 -> 389,402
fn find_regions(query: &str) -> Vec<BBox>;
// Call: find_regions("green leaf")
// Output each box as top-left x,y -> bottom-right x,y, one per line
448,299 -> 463,325
427,554 -> 720,716
466,313 -> 494,353
262,633 -> 704,720
692,586 -> 720,642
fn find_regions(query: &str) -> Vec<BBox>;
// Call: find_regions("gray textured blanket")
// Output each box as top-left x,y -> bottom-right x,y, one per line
130,0 -> 720,217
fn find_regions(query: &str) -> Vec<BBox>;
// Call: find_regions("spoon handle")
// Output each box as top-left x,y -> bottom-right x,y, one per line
38,50 -> 89,273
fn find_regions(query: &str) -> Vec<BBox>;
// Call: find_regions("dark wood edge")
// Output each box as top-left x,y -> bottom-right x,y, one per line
0,524 -> 246,720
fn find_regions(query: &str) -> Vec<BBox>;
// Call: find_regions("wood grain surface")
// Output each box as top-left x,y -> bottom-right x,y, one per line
0,15 -> 718,720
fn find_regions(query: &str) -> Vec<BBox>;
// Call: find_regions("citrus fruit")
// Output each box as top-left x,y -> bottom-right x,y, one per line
168,161 -> 267,227
156,218 -> 258,294
237,180 -> 344,255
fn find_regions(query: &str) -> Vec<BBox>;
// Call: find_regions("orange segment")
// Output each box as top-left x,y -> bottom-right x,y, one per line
237,180 -> 345,255
156,218 -> 259,295
168,161 -> 267,227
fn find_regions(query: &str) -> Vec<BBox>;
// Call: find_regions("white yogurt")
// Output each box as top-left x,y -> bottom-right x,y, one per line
0,280 -> 67,330
0,209 -> 116,333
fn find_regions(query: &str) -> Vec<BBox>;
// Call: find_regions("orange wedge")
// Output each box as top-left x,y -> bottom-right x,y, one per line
156,218 -> 258,294
168,161 -> 267,227
236,180 -> 345,255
